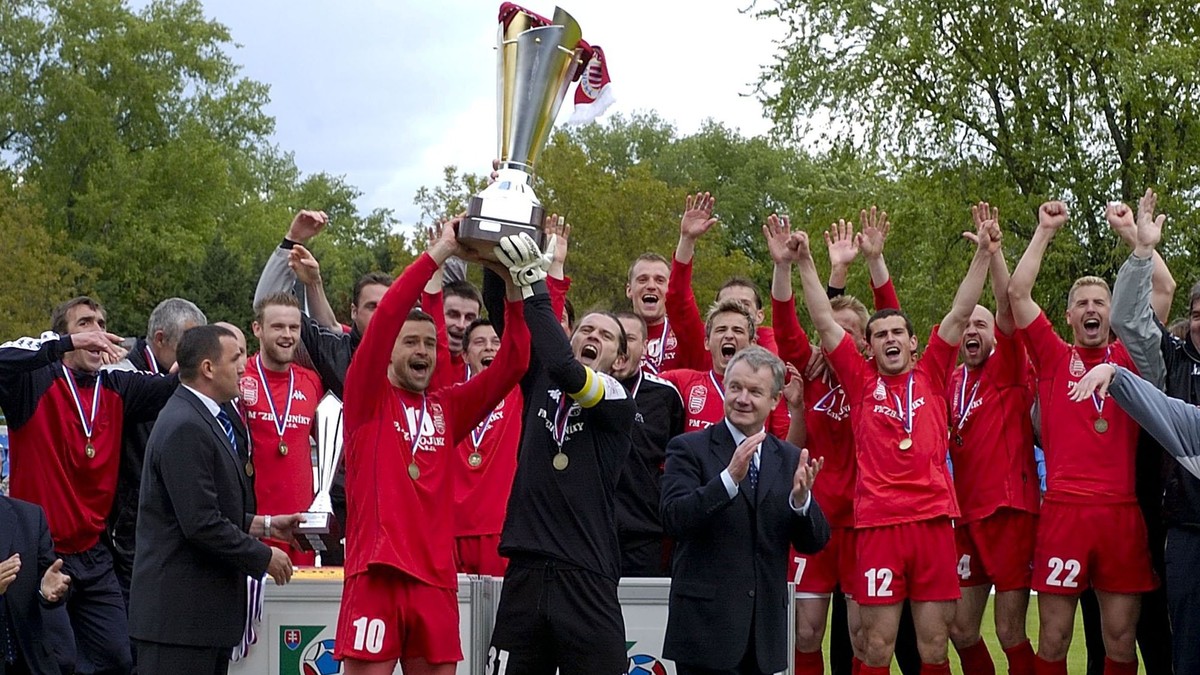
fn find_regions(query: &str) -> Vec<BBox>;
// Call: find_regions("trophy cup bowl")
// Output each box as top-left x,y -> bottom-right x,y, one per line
460,6 -> 585,260
298,392 -> 344,553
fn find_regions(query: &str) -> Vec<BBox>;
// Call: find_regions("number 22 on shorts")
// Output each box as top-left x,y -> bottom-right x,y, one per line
1045,557 -> 1081,588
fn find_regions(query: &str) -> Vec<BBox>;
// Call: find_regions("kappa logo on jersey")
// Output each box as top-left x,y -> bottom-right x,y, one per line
239,376 -> 260,406
292,390 -> 308,401
1069,350 -> 1085,377
873,379 -> 887,401
688,385 -> 707,414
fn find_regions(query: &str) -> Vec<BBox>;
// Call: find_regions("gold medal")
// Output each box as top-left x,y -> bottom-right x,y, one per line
245,461 -> 254,477
468,452 -> 483,468
408,461 -> 420,480
553,452 -> 569,471
898,437 -> 913,451
1094,418 -> 1109,433
85,440 -> 95,459
278,441 -> 288,456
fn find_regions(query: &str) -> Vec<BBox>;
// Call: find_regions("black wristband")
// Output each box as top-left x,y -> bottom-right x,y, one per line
280,238 -> 299,250
826,285 -> 845,299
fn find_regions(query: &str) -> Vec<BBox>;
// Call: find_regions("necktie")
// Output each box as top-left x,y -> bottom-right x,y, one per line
216,410 -> 239,458
0,595 -> 16,664
748,454 -> 759,491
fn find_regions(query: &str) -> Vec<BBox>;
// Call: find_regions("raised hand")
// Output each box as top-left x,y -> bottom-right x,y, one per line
1135,188 -> 1165,252
428,215 -> 465,263
963,203 -> 1001,255
727,431 -> 766,483
40,558 -> 70,602
791,448 -> 824,505
1038,201 -> 1069,232
544,213 -> 571,268
764,214 -> 798,265
287,245 -> 322,287
824,219 -> 859,268
680,192 -> 718,241
1105,201 -> 1137,248
285,210 -> 329,244
1068,363 -> 1117,402
856,206 -> 891,258
804,347 -> 830,382
789,230 -> 813,260
782,362 -> 805,409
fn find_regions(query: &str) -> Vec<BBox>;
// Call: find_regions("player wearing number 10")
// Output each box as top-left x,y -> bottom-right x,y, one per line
795,212 -> 998,674
335,220 -> 530,675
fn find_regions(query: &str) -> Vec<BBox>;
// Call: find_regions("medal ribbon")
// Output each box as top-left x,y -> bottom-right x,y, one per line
646,318 -> 670,373
551,392 -> 573,448
62,366 -> 101,443
889,371 -> 916,436
143,346 -> 160,375
255,356 -> 295,442
395,391 -> 428,461
708,370 -> 724,398
471,408 -> 498,449
954,366 -> 982,432
1075,345 -> 1113,419
629,371 -> 644,399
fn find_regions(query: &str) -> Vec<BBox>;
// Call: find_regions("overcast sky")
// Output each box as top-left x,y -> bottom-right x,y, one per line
196,0 -> 787,225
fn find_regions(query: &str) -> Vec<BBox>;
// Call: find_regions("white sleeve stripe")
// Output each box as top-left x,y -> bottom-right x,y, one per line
0,332 -> 60,351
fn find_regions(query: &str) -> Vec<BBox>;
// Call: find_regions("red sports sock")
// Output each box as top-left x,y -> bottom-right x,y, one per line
794,649 -> 825,675
955,639 -> 996,675
1103,657 -> 1138,675
1003,640 -> 1036,675
852,656 -> 863,675
920,662 -> 951,675
858,665 -> 891,675
1033,655 -> 1068,675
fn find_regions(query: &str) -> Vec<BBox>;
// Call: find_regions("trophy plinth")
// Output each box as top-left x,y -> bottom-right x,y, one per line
298,393 -> 344,555
460,168 -> 546,260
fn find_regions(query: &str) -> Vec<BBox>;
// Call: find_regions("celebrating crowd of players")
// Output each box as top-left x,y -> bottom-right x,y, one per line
0,184 -> 1197,675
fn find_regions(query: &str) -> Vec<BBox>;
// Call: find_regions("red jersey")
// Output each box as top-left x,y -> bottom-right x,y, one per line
659,367 -> 791,438
826,331 -> 960,528
342,253 -> 530,589
945,330 -> 1039,521
1018,312 -> 1139,503
453,387 -> 524,537
642,319 -> 682,375
239,356 -> 324,564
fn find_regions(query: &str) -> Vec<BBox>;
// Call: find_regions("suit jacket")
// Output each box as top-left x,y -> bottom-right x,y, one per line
0,496 -> 72,675
660,422 -> 830,672
129,387 -> 271,648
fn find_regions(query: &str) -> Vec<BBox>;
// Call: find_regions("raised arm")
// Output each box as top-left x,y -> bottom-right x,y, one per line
972,203 -> 1016,335
794,230 -> 847,351
1136,189 -> 1177,323
673,191 -> 718,266
667,192 -> 718,370
937,210 -> 997,345
1108,197 -> 1168,388
766,214 -> 814,369
287,245 -> 340,331
253,210 -> 328,310
824,218 -> 859,293
1009,201 -> 1068,330
856,206 -> 893,291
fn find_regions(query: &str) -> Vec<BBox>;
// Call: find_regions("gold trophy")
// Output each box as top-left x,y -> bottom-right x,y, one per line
297,392 -> 343,553
460,5 -> 587,259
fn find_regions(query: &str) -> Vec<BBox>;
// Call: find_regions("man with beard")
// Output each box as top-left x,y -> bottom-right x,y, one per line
1008,201 -> 1156,675
944,205 -> 1040,675
794,211 -> 996,675
613,311 -> 685,576
486,229 -> 637,675
660,301 -> 790,437
334,221 -> 530,675
452,318 -> 524,576
240,293 -> 324,566
105,298 -> 207,606
0,297 -> 179,675
626,253 -> 679,374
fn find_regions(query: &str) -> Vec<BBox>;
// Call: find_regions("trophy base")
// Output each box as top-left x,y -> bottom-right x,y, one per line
461,195 -> 546,262
296,511 -> 343,554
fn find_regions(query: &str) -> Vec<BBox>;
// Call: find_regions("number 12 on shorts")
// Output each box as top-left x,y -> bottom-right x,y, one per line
351,616 -> 385,654
864,567 -> 894,597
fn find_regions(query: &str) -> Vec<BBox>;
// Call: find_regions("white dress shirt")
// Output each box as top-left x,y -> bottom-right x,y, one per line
719,419 -> 811,514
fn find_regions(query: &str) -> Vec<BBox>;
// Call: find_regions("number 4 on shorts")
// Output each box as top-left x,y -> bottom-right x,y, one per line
957,554 -> 971,580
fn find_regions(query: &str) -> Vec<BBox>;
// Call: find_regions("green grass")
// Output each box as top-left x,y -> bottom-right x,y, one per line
816,595 -> 1147,673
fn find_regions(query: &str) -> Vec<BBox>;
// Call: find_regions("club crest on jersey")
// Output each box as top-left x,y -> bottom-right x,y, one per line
1069,351 -> 1085,377
666,333 -> 678,350
872,379 -> 887,401
431,402 -> 446,434
239,376 -> 259,406
688,385 -> 707,414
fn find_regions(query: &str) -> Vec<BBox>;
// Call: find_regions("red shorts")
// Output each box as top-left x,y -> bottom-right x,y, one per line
854,518 -> 960,606
790,527 -> 856,596
955,508 -> 1036,591
1032,500 -> 1159,595
455,535 -> 507,576
334,568 -> 462,664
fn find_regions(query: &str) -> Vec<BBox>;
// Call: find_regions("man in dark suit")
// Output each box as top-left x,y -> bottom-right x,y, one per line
662,346 -> 830,675
128,325 -> 301,675
0,495 -> 73,675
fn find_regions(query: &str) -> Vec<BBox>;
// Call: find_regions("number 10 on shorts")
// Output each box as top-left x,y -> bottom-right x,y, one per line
351,616 -> 386,654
